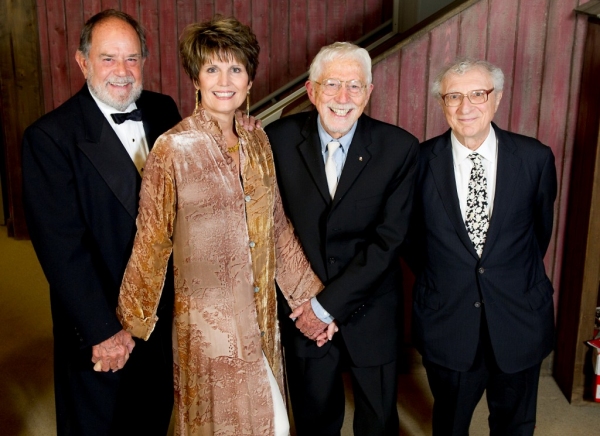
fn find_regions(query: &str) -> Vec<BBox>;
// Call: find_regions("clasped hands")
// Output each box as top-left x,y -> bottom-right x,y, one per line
91,329 -> 135,372
290,300 -> 338,347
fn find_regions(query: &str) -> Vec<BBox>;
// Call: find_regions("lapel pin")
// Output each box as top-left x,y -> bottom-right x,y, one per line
359,156 -> 363,161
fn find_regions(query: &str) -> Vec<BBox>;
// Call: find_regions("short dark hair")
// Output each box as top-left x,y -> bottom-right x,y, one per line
78,9 -> 148,58
179,15 -> 260,84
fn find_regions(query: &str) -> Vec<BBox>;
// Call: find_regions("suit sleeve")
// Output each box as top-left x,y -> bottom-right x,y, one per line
22,126 -> 123,348
317,137 -> 419,322
534,147 -> 557,256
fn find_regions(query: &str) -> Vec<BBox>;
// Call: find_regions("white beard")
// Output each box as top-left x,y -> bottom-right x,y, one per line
87,72 -> 143,111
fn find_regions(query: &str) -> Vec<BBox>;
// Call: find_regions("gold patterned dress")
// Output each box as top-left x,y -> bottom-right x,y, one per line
117,107 -> 323,435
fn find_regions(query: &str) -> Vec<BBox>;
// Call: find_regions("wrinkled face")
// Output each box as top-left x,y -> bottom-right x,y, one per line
439,67 -> 502,150
197,56 -> 251,121
306,58 -> 373,138
75,18 -> 144,111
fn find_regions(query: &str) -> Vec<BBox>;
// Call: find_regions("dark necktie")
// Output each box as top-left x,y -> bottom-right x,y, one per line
465,152 -> 489,257
111,109 -> 142,124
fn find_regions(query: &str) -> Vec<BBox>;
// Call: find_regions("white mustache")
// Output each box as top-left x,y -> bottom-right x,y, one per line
107,76 -> 135,85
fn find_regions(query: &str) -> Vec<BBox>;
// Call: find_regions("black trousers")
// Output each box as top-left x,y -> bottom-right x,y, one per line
284,335 -> 399,436
423,316 -> 541,436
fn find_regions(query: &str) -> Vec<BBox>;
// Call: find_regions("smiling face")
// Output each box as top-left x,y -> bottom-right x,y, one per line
75,18 -> 145,111
439,67 -> 502,150
306,57 -> 373,139
196,56 -> 251,124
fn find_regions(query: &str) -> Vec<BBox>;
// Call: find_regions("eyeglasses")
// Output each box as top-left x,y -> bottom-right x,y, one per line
441,88 -> 494,107
314,79 -> 367,96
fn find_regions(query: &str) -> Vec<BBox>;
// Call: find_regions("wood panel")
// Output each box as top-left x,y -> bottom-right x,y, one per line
33,0 -> 390,112
0,0 -> 45,238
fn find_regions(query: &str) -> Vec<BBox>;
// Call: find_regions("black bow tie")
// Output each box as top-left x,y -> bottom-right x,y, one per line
111,109 -> 142,124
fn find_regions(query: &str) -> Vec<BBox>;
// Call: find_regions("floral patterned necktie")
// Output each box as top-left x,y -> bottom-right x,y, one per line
465,153 -> 489,257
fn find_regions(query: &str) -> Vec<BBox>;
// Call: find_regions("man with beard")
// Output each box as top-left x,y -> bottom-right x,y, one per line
265,42 -> 418,435
22,10 -> 181,435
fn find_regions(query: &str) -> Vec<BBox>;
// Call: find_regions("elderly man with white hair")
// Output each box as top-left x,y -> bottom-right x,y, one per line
266,42 -> 418,436
407,58 -> 557,435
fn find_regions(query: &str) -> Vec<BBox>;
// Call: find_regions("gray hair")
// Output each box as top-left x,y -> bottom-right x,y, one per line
431,58 -> 504,97
309,42 -> 372,85
79,9 -> 148,58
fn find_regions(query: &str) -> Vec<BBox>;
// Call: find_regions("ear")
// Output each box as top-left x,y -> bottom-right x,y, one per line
364,83 -> 374,103
75,51 -> 89,79
247,80 -> 253,91
306,80 -> 317,106
493,91 -> 503,112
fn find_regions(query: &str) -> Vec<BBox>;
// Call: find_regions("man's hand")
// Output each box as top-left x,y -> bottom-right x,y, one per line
234,109 -> 262,131
91,329 -> 135,372
290,300 -> 329,341
315,321 -> 339,347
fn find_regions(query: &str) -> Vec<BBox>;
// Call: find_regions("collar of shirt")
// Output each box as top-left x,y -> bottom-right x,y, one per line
316,115 -> 358,162
451,126 -> 497,167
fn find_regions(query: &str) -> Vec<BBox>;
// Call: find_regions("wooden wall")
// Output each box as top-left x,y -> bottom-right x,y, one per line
36,0 -> 392,118
368,0 -> 588,302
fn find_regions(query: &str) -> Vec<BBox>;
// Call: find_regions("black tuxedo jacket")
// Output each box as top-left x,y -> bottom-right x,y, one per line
408,124 -> 557,374
22,85 -> 181,432
266,111 -> 418,367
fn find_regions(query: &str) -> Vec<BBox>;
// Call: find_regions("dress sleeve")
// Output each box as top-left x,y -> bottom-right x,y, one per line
117,144 -> 176,340
273,175 -> 324,310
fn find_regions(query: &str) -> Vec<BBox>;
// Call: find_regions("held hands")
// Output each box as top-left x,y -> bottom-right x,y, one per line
290,300 -> 339,347
234,110 -> 262,131
91,329 -> 135,372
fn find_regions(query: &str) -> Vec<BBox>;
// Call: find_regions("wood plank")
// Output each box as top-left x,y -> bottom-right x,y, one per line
369,50 -> 400,125
250,0 -> 270,103
178,0 -> 196,118
289,0 -> 308,79
65,0 -> 85,96
36,0 -> 53,114
270,0 -> 290,91
510,0 -> 550,137
45,0 -> 71,108
457,0 -> 487,60
101,0 -> 120,11
425,15 -> 459,140
233,0 -> 252,29
326,0 -> 346,45
398,36 -> 429,141
486,0 -> 518,130
0,0 -> 44,237
345,0 -> 364,42
307,0 -> 327,64
140,0 -> 162,94
364,0 -> 382,34
537,0 -> 581,284
196,0 -> 214,21
84,0 -> 103,22
158,0 -> 180,105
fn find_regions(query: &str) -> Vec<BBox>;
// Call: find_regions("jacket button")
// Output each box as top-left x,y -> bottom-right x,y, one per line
249,241 -> 256,248
244,195 -> 251,202
254,286 -> 259,293
478,267 -> 485,274
328,257 -> 336,264
474,302 -> 482,308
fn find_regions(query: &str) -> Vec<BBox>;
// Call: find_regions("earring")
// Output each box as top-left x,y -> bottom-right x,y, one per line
246,90 -> 250,117
195,90 -> 199,112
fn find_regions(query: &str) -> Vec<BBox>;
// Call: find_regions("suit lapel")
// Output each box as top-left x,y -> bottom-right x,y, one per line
429,131 -> 479,258
480,125 -> 521,260
75,86 -> 140,220
298,113 -> 332,203
333,116 -> 371,205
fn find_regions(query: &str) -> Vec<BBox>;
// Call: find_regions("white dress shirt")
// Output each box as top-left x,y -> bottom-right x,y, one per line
90,90 -> 149,175
451,127 -> 498,222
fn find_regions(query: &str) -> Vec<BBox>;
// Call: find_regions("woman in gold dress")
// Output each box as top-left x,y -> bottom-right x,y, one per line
117,16 -> 325,435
